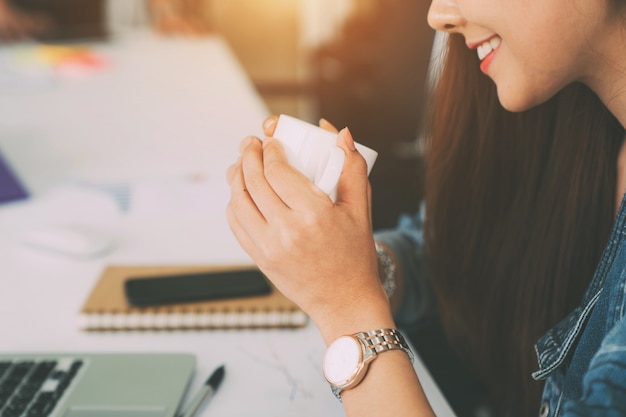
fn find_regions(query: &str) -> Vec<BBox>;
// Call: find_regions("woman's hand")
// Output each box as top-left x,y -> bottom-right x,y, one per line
226,117 -> 393,343
225,117 -> 435,417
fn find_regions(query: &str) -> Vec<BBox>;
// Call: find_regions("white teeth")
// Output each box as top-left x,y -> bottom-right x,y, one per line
477,36 -> 502,61
477,44 -> 490,60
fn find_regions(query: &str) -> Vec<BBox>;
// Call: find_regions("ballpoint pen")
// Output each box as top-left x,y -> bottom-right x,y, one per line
177,365 -> 225,417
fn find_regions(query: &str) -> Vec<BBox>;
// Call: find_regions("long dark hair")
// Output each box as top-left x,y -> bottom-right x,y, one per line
424,34 -> 624,416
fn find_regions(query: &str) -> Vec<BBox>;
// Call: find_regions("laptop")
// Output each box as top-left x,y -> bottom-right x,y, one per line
0,352 -> 195,417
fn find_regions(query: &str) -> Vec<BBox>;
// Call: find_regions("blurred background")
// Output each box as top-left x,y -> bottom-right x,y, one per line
1,0 -> 437,230
229,0 -> 436,230
219,0 -> 437,230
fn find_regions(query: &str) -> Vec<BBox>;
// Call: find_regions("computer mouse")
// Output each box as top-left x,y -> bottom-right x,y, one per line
18,225 -> 115,258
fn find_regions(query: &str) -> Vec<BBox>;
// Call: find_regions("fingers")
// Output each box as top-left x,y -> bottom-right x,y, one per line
226,140 -> 273,263
238,135 -> 257,153
238,136 -> 297,218
237,121 -> 362,217
262,138 -> 330,209
225,201 -> 259,260
228,150 -> 266,230
263,116 -> 278,137
319,118 -> 339,133
335,128 -> 370,215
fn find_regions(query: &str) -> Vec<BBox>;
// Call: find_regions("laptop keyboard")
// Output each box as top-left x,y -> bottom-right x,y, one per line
0,358 -> 83,417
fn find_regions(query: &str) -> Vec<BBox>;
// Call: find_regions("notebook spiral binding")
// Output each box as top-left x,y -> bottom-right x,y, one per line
78,309 -> 308,331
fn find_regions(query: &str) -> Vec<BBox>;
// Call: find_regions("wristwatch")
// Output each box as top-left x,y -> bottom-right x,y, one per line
322,328 -> 413,400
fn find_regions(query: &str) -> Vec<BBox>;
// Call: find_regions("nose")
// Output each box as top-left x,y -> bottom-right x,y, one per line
428,0 -> 465,32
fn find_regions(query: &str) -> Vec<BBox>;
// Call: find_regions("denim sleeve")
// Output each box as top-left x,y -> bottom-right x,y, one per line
373,203 -> 438,329
562,316 -> 626,416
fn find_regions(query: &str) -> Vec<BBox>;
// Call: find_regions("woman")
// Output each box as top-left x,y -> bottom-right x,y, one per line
226,0 -> 626,416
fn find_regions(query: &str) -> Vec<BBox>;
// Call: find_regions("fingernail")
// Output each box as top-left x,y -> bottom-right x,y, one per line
263,117 -> 277,132
340,127 -> 356,151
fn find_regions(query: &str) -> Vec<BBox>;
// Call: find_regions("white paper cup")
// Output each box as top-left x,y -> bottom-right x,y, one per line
272,114 -> 378,201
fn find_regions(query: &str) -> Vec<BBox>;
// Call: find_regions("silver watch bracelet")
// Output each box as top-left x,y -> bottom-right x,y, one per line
374,241 -> 397,299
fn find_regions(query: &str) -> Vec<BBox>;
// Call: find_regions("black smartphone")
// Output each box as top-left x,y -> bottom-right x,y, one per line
124,269 -> 272,307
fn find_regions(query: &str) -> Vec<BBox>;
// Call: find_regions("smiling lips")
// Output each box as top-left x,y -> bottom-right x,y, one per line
475,35 -> 502,74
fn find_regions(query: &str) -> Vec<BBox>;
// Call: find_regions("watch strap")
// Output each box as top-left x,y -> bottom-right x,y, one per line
354,328 -> 414,362
328,328 -> 413,401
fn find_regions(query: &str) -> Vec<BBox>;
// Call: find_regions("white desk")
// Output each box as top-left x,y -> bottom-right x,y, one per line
0,31 -> 455,416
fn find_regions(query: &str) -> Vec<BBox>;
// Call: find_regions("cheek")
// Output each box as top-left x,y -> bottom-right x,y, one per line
490,41 -> 573,111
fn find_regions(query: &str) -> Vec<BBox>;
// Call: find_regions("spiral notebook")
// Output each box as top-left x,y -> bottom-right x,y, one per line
79,265 -> 308,331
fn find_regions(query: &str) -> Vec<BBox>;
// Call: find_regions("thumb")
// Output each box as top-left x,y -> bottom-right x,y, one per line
335,128 -> 370,211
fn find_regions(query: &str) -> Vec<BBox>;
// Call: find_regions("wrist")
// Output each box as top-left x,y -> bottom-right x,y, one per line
311,291 -> 395,346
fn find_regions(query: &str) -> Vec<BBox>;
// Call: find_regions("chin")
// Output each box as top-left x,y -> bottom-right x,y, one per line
495,80 -> 561,113
496,89 -> 543,113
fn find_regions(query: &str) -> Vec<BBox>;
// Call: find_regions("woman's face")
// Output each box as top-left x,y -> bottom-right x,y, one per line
427,0 -> 618,112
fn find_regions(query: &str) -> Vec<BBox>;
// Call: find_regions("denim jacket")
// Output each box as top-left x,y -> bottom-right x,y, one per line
532,196 -> 626,417
374,200 -> 626,416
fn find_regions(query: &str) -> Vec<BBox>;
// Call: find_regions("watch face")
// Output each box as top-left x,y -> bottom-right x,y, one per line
323,335 -> 362,386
